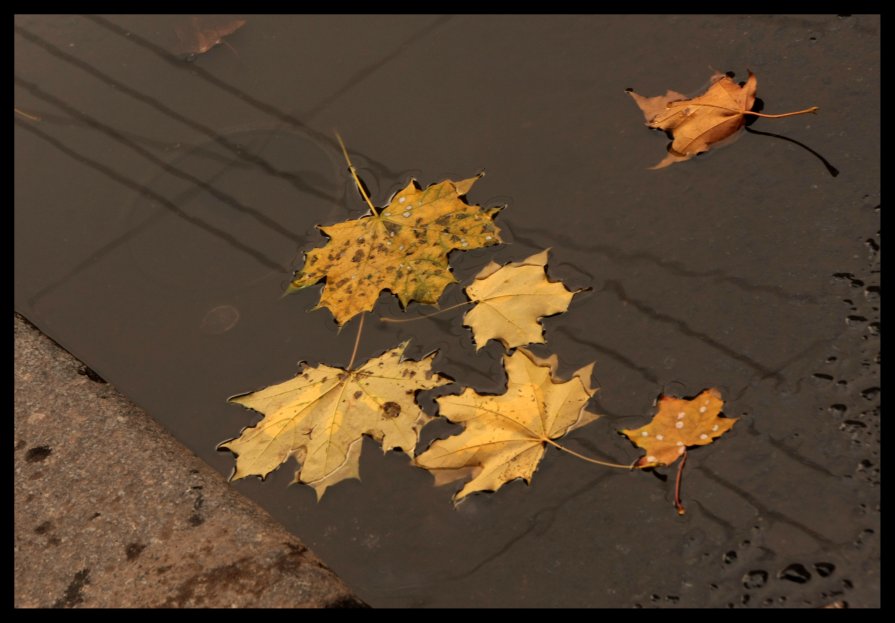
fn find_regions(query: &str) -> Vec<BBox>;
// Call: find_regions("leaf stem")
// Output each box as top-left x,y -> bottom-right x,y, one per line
742,106 -> 819,118
685,103 -> 819,119
347,313 -> 365,370
335,131 -> 378,215
674,448 -> 688,515
14,107 -> 40,121
546,439 -> 647,470
380,300 -> 473,323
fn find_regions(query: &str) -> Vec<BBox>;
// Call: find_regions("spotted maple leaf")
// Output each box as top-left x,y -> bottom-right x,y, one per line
620,388 -> 736,467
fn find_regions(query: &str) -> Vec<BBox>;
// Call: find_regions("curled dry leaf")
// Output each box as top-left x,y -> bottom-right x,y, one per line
415,348 -> 598,501
620,388 -> 736,467
221,342 -> 450,498
463,249 -> 579,351
287,176 -> 502,325
627,70 -> 818,169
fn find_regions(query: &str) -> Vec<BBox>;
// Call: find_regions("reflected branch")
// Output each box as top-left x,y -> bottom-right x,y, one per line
15,75 -> 304,244
82,14 -> 405,181
16,120 -> 288,280
14,24 -> 338,203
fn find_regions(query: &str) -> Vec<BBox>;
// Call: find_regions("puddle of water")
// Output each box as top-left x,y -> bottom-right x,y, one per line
15,15 -> 879,607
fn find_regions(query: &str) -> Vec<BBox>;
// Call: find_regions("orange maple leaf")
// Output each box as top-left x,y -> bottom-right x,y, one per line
627,71 -> 818,169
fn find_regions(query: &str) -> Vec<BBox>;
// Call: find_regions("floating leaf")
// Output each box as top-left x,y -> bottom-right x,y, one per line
173,16 -> 246,56
287,176 -> 502,325
620,388 -> 736,467
463,249 -> 578,351
221,342 -> 450,498
627,71 -> 817,168
415,348 -> 597,501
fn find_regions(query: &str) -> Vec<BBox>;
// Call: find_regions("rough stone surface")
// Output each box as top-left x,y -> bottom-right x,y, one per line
14,314 -> 366,608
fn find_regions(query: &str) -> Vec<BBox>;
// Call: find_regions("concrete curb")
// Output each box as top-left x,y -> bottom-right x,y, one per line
14,314 -> 366,608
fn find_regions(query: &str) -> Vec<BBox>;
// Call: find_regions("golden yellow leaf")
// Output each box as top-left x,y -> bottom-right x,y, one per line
463,249 -> 578,351
627,71 -> 817,169
620,388 -> 736,467
287,176 -> 502,325
220,342 -> 450,498
415,348 -> 598,501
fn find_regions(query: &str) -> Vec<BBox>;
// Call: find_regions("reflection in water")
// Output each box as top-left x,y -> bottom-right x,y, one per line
15,24 -> 338,201
16,120 -> 288,274
15,75 -> 304,244
15,14 -> 879,607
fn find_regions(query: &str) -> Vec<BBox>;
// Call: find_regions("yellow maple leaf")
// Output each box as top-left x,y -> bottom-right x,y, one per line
220,342 -> 450,498
620,388 -> 736,467
287,176 -> 502,325
463,249 -> 578,351
415,348 -> 598,501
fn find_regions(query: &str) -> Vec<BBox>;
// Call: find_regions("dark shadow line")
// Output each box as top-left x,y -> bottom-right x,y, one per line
16,120 -> 287,279
24,162 -> 237,309
82,14 -> 404,181
765,435 -> 839,479
744,126 -> 839,178
687,499 -> 737,541
19,108 -> 258,169
507,222 -> 820,305
14,24 -> 337,202
15,75 -> 304,244
731,336 -> 839,401
301,16 -> 452,119
555,326 -> 660,385
376,470 -> 616,594
602,280 -> 781,380
697,466 -> 836,548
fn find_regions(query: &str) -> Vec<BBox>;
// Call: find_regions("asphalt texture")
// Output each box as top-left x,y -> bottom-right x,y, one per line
14,314 -> 365,608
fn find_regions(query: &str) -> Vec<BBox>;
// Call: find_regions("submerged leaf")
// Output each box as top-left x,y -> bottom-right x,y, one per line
415,348 -> 597,501
221,342 -> 450,498
463,249 -> 578,351
173,16 -> 246,56
288,176 -> 502,325
620,388 -> 736,467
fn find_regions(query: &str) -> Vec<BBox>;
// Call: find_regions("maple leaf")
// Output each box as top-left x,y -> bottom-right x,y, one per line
620,388 -> 736,468
287,176 -> 502,325
415,348 -> 598,501
463,249 -> 578,351
220,342 -> 450,498
627,71 -> 818,168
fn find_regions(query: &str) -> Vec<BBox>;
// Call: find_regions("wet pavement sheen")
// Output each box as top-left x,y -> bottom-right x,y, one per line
15,15 -> 879,607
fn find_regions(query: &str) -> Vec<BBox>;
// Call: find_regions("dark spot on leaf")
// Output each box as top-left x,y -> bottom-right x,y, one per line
382,402 -> 401,418
351,250 -> 364,263
435,215 -> 451,227
353,391 -> 362,399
